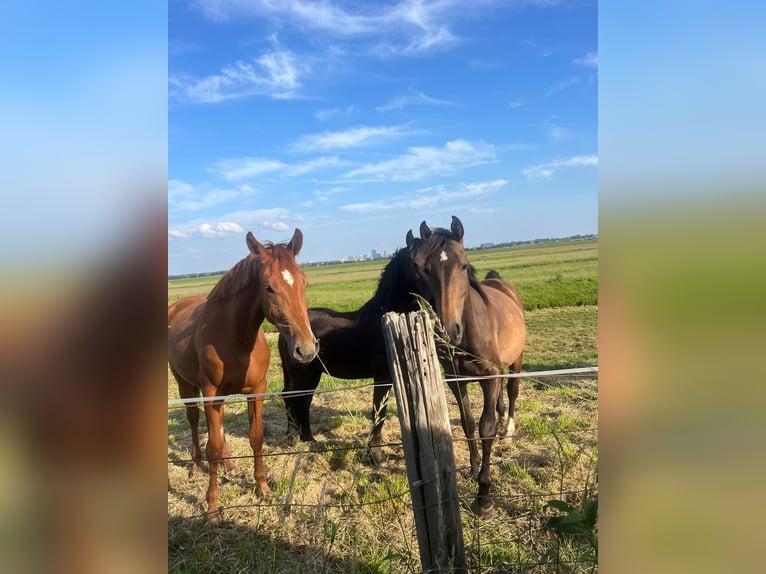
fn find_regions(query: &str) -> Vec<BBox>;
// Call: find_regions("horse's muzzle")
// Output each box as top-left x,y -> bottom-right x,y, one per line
448,322 -> 463,346
292,338 -> 319,364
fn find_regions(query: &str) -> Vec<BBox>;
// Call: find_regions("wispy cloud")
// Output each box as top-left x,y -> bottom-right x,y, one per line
211,159 -> 288,181
314,104 -> 358,121
574,51 -> 598,68
507,98 -> 526,109
168,179 -> 259,211
190,0 -> 519,56
291,125 -> 411,152
376,89 -> 453,111
342,139 -> 496,182
545,51 -> 598,96
545,116 -> 573,142
341,179 -> 507,213
522,155 -> 598,180
169,48 -> 305,103
212,156 -> 343,181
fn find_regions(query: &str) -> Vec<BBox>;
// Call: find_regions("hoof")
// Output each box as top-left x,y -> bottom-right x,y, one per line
496,416 -> 507,437
188,463 -> 201,478
470,498 -> 494,518
300,435 -> 317,443
496,416 -> 515,437
286,430 -> 300,446
365,446 -> 386,467
205,510 -> 223,525
257,481 -> 272,497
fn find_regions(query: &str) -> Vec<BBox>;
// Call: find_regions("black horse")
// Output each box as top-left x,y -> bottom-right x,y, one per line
278,217 -> 467,462
278,245 -> 417,460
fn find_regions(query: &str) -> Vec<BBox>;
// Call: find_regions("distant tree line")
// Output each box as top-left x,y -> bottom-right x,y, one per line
168,233 -> 597,280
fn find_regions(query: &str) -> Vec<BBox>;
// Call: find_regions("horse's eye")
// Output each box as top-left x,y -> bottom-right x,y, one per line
461,263 -> 468,271
265,284 -> 275,294
424,267 -> 431,275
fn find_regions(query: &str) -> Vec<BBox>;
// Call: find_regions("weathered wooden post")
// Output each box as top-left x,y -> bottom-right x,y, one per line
381,311 -> 465,573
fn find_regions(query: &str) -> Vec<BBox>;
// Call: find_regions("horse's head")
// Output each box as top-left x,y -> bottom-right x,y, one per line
406,215 -> 469,345
246,229 -> 319,364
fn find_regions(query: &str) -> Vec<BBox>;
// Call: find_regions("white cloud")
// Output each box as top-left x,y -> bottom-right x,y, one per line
291,125 -> 410,152
262,220 -> 290,231
168,229 -> 190,239
376,90 -> 453,111
574,51 -> 598,68
314,105 -> 358,121
190,0 -> 507,56
212,158 -> 288,181
342,139 -> 496,182
169,48 -> 305,103
522,155 -> 598,180
341,179 -> 506,213
168,208 -> 297,239
212,156 -> 343,180
168,179 -> 258,211
507,98 -> 526,109
198,221 -> 245,237
545,116 -> 573,142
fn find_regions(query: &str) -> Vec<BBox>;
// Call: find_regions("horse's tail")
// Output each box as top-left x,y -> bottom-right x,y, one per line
485,269 -> 501,280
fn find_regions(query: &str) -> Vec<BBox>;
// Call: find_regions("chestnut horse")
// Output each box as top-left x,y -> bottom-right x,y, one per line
406,216 -> 526,515
168,229 -> 318,524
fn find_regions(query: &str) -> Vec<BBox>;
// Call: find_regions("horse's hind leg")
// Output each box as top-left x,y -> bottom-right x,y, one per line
174,373 -> 203,477
505,353 -> 523,436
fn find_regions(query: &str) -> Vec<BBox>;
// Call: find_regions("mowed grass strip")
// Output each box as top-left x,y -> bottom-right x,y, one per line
168,239 -> 598,573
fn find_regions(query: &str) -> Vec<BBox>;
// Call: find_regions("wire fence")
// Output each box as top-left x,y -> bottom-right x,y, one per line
167,366 -> 598,572
167,366 -> 598,407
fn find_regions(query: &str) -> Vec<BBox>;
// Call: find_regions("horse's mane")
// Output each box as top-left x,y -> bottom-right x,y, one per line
207,241 -> 295,303
356,248 -> 414,325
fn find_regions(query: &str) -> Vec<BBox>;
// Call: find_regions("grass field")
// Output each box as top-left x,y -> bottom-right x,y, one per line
168,239 -> 598,573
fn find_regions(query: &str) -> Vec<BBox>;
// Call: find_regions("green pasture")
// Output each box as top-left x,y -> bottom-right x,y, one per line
168,239 -> 598,315
168,239 -> 598,573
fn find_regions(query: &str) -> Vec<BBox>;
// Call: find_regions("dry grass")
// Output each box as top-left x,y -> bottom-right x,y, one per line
168,312 -> 597,573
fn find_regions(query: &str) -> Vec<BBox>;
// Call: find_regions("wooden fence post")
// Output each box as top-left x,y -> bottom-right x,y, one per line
381,311 -> 466,573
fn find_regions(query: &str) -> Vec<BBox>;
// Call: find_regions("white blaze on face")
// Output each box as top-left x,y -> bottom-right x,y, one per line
281,269 -> 294,287
440,250 -> 448,262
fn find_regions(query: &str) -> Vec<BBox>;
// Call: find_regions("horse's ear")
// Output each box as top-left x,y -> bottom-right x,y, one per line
246,231 -> 264,255
406,229 -> 416,251
287,228 -> 303,256
451,216 -> 464,241
419,221 -> 432,240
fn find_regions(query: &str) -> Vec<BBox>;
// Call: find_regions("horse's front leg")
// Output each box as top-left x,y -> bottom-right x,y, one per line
367,379 -> 391,465
247,394 -> 272,496
474,377 -> 502,516
448,379 -> 480,479
203,397 -> 225,524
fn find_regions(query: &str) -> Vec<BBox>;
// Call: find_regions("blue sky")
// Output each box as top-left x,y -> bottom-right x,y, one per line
169,0 -> 597,275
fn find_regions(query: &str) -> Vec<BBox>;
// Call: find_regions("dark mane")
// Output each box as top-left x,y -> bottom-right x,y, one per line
356,248 -> 415,325
207,241 -> 295,303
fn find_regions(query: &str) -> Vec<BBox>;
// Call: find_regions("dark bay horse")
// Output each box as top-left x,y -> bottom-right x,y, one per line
168,229 -> 318,524
279,237 -> 430,461
407,216 -> 526,515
